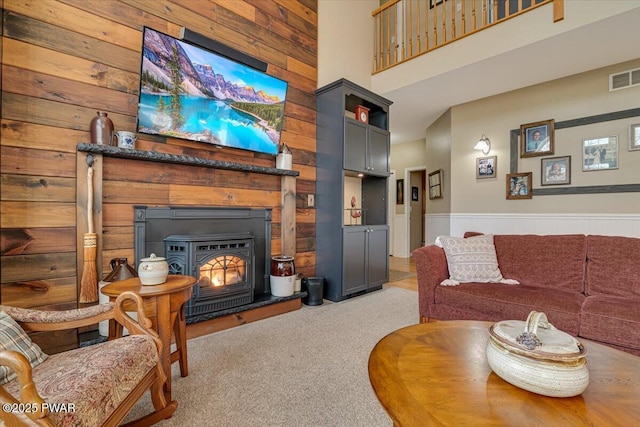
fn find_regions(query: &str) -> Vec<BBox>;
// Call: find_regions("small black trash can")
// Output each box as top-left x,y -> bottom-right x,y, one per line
302,277 -> 324,306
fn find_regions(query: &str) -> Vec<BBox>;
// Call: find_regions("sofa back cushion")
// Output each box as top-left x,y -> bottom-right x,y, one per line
586,235 -> 640,297
494,234 -> 586,293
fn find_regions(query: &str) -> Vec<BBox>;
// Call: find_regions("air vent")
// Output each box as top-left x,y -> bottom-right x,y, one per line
609,68 -> 640,91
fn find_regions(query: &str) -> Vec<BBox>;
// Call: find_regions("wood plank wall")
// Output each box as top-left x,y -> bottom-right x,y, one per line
0,0 -> 318,352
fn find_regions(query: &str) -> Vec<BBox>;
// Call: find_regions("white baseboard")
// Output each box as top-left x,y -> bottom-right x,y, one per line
444,213 -> 640,238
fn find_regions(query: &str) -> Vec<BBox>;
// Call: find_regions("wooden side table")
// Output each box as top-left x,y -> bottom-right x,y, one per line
101,274 -> 197,400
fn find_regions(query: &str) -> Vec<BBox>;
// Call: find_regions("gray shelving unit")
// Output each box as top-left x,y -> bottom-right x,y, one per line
315,79 -> 393,302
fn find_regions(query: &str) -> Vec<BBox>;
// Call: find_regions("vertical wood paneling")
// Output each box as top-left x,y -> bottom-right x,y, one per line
0,0 -> 318,335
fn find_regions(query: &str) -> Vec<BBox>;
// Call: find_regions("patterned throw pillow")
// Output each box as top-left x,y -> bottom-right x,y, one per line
0,311 -> 48,385
437,234 -> 519,286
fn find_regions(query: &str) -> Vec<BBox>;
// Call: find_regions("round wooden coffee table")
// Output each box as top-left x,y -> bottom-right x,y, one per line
368,321 -> 640,426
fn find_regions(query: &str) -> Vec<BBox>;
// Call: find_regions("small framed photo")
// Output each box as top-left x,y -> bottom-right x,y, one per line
396,179 -> 404,205
541,156 -> 571,186
428,169 -> 443,200
429,0 -> 444,9
629,123 -> 640,151
582,136 -> 618,171
411,186 -> 419,201
506,172 -> 532,199
476,156 -> 497,179
520,119 -> 554,158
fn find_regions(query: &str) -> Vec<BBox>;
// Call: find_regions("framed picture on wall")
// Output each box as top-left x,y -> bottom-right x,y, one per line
541,156 -> 571,186
428,169 -> 443,200
506,172 -> 532,200
629,123 -> 640,151
429,0 -> 444,9
396,179 -> 404,204
582,135 -> 618,171
476,155 -> 497,179
520,119 -> 554,158
411,186 -> 419,201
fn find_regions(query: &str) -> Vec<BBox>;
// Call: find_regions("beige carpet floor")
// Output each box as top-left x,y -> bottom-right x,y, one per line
127,286 -> 419,426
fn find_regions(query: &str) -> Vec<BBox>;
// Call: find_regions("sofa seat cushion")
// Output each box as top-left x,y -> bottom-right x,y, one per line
434,283 -> 585,335
4,334 -> 157,427
580,295 -> 640,351
586,235 -> 640,298
494,234 -> 586,293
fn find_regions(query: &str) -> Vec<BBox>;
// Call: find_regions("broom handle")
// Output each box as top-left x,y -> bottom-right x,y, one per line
87,166 -> 94,234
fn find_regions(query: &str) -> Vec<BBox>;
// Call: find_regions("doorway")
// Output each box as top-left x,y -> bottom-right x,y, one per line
408,169 -> 426,254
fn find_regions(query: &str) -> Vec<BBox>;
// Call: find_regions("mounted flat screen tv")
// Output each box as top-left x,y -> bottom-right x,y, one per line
137,27 -> 288,155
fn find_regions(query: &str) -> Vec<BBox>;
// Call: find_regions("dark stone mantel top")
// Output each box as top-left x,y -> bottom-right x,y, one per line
77,143 -> 299,177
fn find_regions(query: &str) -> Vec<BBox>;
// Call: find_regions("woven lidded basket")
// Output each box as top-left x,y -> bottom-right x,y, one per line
486,311 -> 589,397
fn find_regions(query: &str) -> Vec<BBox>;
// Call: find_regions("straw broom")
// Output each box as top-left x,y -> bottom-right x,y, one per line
79,156 -> 98,303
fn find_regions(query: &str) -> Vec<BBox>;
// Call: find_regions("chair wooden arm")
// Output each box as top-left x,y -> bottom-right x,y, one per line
0,350 -> 53,426
111,292 -> 168,387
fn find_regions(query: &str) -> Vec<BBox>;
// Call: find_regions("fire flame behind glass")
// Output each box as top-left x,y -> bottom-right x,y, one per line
199,255 -> 246,289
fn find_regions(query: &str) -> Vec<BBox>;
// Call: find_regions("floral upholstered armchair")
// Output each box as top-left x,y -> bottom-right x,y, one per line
0,291 -> 177,427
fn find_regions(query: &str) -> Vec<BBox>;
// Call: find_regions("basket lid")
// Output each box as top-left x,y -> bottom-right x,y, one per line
489,311 -> 586,361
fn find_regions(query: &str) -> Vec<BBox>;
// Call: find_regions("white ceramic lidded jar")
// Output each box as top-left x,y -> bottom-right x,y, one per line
138,253 -> 169,285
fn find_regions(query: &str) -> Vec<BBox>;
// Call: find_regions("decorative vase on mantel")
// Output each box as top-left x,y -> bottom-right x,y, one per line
90,111 -> 114,145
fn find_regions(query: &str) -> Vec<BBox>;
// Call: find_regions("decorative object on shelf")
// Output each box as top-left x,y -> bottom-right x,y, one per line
396,179 -> 404,204
355,105 -> 370,124
411,186 -> 419,201
113,131 -> 137,149
473,134 -> 491,155
582,135 -> 618,171
428,169 -> 443,200
270,255 -> 295,297
350,196 -> 361,219
276,143 -> 293,170
138,253 -> 169,285
80,155 -> 98,303
506,172 -> 533,199
520,119 -> 554,158
541,156 -> 571,186
486,311 -> 589,398
476,155 -> 497,179
629,123 -> 640,151
89,111 -> 114,145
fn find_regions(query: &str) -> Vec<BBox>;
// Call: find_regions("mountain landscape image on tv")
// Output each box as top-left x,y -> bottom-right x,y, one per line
137,27 -> 288,155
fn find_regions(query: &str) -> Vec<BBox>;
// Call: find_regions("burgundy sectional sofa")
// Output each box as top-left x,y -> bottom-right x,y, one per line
413,233 -> 640,355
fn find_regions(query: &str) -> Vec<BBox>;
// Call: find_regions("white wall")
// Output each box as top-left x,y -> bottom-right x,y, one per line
317,0 -> 379,89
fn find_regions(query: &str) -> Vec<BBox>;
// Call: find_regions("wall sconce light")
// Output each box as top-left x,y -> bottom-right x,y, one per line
474,135 -> 491,155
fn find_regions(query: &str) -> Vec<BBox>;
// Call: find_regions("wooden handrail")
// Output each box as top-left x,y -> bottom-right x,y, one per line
372,0 -> 562,74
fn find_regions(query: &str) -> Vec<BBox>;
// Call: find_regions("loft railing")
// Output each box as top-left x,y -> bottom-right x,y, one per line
372,0 -> 564,73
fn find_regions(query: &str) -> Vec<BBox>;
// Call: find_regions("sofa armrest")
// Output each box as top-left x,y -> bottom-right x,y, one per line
412,245 -> 449,320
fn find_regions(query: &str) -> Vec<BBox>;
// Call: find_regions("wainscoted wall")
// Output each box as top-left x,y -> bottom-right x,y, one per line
424,214 -> 640,242
0,0 -> 318,353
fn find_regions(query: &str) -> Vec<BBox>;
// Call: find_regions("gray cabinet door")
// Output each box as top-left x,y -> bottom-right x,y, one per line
343,227 -> 367,295
367,226 -> 389,288
344,119 -> 367,172
368,127 -> 390,176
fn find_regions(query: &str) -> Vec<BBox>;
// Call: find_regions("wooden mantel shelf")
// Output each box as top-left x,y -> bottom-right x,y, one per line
76,143 -> 299,177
